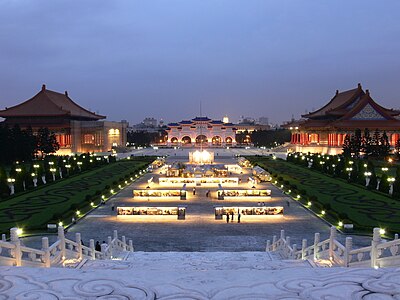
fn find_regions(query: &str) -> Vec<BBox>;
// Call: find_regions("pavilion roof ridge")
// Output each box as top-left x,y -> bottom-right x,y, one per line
302,84 -> 363,119
0,84 -> 106,120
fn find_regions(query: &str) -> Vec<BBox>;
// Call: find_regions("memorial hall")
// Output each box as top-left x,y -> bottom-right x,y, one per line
284,83 -> 400,154
0,85 -> 127,154
166,116 -> 237,147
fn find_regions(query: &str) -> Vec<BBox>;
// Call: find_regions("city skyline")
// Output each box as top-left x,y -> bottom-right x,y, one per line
1,0 -> 400,125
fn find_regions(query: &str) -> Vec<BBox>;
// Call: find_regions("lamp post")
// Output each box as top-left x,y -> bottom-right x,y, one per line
346,167 -> 353,180
49,168 -> 57,181
308,159 -> 313,168
388,177 -> 395,195
31,172 -> 38,187
7,178 -> 15,195
15,167 -> 25,191
77,161 -> 82,171
65,164 -> 71,175
364,171 -> 372,187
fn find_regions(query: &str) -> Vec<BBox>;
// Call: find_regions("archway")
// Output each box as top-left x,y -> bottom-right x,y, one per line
196,135 -> 208,146
181,136 -> 192,145
170,137 -> 178,144
225,136 -> 233,145
212,136 -> 222,146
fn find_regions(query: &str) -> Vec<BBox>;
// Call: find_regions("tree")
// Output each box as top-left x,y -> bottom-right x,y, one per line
0,165 -> 9,198
351,129 -> 362,158
379,174 -> 390,194
36,128 -> 60,157
371,129 -> 381,158
368,161 -> 377,190
342,134 -> 352,157
362,128 -> 372,157
393,166 -> 400,199
379,131 -> 390,159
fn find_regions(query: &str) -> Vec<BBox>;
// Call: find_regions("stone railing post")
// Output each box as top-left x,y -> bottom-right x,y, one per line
10,228 -> 21,266
107,236 -> 112,257
272,235 -> 277,251
129,240 -> 134,252
344,237 -> 352,267
58,226 -> 66,260
1,233 -> 6,241
329,226 -> 337,261
75,233 -> 82,260
280,229 -> 285,241
42,237 -> 51,267
89,239 -> 95,259
292,244 -> 297,259
301,239 -> 307,260
113,230 -> 118,240
266,240 -> 271,251
371,228 -> 381,268
314,232 -> 320,260
122,236 -> 126,251
286,236 -> 291,258
395,234 -> 399,240
101,242 -> 108,259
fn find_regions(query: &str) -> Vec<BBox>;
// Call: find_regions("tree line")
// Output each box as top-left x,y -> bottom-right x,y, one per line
0,125 -> 60,165
342,128 -> 393,159
236,129 -> 291,147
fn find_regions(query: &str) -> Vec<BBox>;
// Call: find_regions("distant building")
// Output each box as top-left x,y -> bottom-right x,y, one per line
166,116 -> 237,147
129,117 -> 163,133
236,116 -> 271,133
0,85 -> 127,154
283,83 -> 400,154
143,117 -> 157,127
258,117 -> 269,125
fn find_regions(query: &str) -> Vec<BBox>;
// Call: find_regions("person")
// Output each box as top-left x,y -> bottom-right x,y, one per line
193,187 -> 196,195
72,217 -> 76,224
111,204 -> 115,211
262,202 -> 265,206
231,211 -> 234,222
81,239 -> 84,246
226,213 -> 230,223
287,200 -> 290,207
238,213 -> 241,223
95,241 -> 101,251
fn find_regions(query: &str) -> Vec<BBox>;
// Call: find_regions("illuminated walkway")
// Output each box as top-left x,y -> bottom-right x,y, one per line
60,156 -> 338,251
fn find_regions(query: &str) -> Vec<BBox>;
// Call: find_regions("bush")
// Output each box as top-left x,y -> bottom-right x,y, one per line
85,195 -> 92,201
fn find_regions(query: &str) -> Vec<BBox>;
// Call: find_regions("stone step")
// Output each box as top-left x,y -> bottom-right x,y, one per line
81,251 -> 312,271
1,262 -> 398,299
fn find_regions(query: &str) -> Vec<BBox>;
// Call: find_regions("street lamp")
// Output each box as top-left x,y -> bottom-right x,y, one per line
388,177 -> 396,195
7,178 -> 15,195
364,171 -> 372,187
31,172 -> 38,187
65,164 -> 71,175
50,168 -> 57,181
382,167 -> 389,172
346,167 -> 353,179
77,161 -> 82,171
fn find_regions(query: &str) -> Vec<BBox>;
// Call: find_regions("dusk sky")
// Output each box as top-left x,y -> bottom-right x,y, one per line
1,0 -> 399,126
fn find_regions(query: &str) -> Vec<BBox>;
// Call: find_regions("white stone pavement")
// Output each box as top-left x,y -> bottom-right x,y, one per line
1,252 -> 400,299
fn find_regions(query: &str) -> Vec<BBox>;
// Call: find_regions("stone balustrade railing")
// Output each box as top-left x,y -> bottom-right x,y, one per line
0,227 -> 134,268
266,226 -> 400,268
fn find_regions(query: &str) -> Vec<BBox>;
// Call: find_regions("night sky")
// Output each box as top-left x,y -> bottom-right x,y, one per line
1,0 -> 399,126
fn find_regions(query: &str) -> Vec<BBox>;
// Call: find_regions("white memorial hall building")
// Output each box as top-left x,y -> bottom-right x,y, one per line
166,117 -> 237,147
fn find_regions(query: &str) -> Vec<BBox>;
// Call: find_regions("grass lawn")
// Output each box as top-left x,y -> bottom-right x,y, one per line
247,156 -> 400,235
0,158 -> 153,235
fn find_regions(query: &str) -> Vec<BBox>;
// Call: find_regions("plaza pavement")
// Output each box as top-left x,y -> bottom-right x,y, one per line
22,148 -> 371,250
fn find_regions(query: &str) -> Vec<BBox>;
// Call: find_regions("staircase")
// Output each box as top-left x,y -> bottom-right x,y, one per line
1,250 -> 399,299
